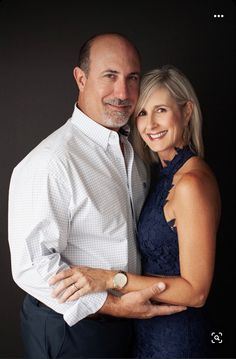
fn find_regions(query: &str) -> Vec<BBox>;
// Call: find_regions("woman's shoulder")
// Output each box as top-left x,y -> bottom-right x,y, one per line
174,156 -> 220,200
172,156 -> 221,223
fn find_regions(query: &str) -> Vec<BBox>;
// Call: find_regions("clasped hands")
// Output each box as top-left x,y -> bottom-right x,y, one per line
48,266 -> 187,318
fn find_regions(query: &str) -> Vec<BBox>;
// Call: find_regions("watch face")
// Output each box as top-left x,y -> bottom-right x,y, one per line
114,272 -> 128,289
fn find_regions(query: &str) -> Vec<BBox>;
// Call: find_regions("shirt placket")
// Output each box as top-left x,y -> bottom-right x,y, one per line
109,133 -> 138,273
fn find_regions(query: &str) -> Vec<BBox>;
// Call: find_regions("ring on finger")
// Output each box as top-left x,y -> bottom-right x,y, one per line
73,283 -> 79,291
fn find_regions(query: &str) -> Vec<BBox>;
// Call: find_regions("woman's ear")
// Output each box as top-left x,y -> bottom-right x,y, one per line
183,101 -> 193,125
73,67 -> 87,92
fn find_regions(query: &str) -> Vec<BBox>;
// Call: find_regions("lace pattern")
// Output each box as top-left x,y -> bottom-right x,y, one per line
135,146 -> 211,358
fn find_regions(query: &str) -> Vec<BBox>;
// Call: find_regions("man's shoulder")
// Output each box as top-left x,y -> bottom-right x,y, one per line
12,120 -> 75,176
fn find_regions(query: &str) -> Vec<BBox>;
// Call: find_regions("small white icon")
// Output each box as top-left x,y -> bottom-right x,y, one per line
211,332 -> 223,344
214,14 -> 224,18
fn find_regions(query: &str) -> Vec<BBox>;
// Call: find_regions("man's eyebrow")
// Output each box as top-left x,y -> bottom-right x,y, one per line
101,70 -> 140,77
129,72 -> 140,77
101,69 -> 119,74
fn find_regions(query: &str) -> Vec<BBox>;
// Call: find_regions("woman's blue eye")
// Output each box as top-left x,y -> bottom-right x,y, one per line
157,108 -> 166,113
137,110 -> 146,117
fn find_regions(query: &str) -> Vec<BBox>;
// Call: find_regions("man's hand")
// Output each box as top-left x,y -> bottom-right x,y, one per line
49,268 -> 187,318
100,284 -> 187,319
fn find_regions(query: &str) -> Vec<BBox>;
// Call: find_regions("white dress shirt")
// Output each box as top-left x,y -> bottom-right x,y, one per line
8,105 -> 149,326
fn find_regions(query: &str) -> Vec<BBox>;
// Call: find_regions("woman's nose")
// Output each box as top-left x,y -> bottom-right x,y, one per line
145,115 -> 158,132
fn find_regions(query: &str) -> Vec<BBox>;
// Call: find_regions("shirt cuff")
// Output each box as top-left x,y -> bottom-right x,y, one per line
64,291 -> 108,326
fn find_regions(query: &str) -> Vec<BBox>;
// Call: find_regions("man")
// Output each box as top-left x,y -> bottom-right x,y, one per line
8,33 -> 185,358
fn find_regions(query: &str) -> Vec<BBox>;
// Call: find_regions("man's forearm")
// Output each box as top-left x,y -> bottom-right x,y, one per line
97,285 -> 187,319
98,293 -> 121,316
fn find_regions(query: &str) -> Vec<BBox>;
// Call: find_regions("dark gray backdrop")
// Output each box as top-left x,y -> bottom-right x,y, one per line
0,0 -> 235,357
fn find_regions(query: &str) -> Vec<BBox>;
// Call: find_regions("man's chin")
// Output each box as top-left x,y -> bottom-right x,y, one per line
105,113 -> 130,129
111,120 -> 129,129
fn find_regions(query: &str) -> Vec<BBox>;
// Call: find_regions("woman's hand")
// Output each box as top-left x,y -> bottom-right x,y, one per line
48,266 -> 115,303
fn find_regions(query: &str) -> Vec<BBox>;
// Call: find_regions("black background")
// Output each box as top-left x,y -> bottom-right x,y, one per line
0,0 -> 235,357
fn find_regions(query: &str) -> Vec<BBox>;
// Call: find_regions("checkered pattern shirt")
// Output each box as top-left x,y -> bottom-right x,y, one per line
8,105 -> 149,326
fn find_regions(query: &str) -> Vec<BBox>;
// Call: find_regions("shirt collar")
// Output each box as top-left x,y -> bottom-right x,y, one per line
70,104 -> 130,150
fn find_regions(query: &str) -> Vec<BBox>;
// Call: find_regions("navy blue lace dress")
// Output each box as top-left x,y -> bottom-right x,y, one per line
134,147 -> 210,358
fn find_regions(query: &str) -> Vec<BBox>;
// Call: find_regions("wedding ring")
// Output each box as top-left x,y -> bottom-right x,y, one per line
73,283 -> 79,290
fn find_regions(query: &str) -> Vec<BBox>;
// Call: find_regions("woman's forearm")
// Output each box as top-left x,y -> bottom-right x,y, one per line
49,266 -> 208,307
118,273 -> 207,308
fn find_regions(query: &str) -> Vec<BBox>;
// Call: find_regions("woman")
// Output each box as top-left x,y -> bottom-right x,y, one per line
128,65 -> 221,358
50,65 -> 221,358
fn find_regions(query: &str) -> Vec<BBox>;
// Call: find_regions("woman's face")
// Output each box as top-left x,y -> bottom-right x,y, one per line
136,86 -> 190,162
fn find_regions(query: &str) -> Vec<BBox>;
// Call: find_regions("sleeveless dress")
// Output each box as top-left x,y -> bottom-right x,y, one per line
134,146 -> 210,358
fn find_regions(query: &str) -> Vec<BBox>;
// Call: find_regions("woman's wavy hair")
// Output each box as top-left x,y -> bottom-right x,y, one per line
130,65 -> 204,164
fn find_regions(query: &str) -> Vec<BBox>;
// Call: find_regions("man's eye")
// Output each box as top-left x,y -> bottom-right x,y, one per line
105,74 -> 116,79
129,75 -> 139,81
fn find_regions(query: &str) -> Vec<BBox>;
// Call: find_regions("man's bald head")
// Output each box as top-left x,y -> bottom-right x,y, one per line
77,32 -> 141,77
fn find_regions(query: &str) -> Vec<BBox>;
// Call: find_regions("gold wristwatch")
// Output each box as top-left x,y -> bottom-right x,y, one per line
113,270 -> 128,289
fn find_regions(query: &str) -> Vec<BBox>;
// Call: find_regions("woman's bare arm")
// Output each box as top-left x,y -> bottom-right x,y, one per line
49,169 -> 220,307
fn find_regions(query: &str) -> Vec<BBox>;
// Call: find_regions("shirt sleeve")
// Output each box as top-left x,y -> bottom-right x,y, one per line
8,155 -> 107,326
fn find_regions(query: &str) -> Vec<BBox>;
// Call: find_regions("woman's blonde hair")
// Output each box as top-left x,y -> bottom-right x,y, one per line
131,65 -> 204,164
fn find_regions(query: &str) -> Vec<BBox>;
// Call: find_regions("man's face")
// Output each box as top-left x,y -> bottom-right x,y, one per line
75,35 -> 141,131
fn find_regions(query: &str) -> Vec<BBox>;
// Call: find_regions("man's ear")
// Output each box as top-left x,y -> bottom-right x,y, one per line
183,101 -> 193,125
73,67 -> 87,91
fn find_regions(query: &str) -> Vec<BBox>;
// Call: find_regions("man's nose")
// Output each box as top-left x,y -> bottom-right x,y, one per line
114,79 -> 129,100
